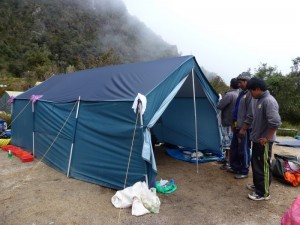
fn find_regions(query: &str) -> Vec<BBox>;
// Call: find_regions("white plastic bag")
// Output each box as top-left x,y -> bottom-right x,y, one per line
141,187 -> 161,213
111,181 -> 161,216
132,197 -> 150,216
111,181 -> 149,208
111,187 -> 133,208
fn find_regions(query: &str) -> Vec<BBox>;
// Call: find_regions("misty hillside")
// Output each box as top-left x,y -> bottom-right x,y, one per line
0,0 -> 179,85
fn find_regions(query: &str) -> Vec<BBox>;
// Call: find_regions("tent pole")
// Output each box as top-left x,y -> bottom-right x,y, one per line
67,96 -> 81,177
32,101 -> 35,157
192,68 -> 199,173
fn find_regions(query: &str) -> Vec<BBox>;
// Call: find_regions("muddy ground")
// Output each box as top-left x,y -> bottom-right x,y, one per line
0,136 -> 299,225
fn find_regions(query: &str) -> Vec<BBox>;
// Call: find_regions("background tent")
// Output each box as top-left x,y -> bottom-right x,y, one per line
0,91 -> 23,113
11,55 -> 222,190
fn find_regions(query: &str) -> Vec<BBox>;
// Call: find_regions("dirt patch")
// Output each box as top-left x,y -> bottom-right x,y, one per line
0,136 -> 299,225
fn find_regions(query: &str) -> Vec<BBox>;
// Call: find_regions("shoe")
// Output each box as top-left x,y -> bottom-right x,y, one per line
220,163 -> 230,170
227,167 -> 238,174
248,192 -> 271,201
234,174 -> 248,179
216,158 -> 227,164
246,183 -> 255,191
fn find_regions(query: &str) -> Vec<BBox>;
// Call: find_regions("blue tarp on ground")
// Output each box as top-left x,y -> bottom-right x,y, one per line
166,147 -> 222,163
11,55 -> 222,190
277,140 -> 300,148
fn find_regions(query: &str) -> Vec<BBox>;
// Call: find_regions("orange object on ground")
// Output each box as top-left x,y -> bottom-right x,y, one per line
20,154 -> 34,162
1,144 -> 34,163
284,172 -> 300,187
1,145 -> 18,151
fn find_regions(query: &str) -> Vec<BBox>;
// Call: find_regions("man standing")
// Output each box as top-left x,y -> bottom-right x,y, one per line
217,78 -> 239,170
228,72 -> 252,179
246,77 -> 281,200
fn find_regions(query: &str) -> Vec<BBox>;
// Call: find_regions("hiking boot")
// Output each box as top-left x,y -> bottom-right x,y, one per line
234,174 -> 248,179
248,192 -> 271,201
220,163 -> 230,170
246,183 -> 255,191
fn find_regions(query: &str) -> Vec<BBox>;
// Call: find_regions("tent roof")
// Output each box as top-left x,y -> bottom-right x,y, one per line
17,55 -> 214,102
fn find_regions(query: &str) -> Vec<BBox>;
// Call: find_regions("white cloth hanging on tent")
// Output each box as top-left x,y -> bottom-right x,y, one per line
132,93 -> 147,115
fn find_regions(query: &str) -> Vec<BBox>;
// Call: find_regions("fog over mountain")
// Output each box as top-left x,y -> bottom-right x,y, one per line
0,0 -> 179,80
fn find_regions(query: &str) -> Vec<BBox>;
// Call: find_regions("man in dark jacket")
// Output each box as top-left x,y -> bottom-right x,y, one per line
228,72 -> 252,179
246,77 -> 281,201
217,78 -> 239,169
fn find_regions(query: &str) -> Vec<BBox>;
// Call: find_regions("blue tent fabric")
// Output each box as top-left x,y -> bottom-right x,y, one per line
166,147 -> 222,163
17,56 -> 215,102
11,55 -> 222,190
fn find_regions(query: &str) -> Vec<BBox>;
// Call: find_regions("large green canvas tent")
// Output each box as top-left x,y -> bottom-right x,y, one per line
11,55 -> 222,190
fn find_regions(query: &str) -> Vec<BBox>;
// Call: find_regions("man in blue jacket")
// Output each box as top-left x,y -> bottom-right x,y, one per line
246,77 -> 281,201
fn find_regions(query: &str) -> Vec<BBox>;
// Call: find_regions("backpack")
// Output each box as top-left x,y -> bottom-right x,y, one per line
271,154 -> 300,185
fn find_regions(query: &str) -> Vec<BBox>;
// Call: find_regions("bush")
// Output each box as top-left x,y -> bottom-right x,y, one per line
277,121 -> 300,137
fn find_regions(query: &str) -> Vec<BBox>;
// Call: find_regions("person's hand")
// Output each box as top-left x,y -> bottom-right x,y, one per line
258,137 -> 269,146
237,128 -> 246,139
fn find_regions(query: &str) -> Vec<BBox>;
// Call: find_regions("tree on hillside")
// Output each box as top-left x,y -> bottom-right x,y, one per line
0,0 -> 179,89
290,57 -> 300,76
254,63 -> 282,80
209,75 -> 229,95
254,59 -> 300,124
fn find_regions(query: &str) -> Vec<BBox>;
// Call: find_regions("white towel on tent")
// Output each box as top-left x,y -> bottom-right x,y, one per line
132,93 -> 147,115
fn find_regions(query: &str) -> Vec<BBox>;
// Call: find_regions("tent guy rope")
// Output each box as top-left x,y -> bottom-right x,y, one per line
117,100 -> 141,224
24,100 -> 78,182
6,99 -> 78,196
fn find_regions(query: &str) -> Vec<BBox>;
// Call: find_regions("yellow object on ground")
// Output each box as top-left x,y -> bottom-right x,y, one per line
0,139 -> 11,147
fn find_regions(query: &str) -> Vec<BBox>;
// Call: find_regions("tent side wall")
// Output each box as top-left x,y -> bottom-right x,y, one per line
12,100 -> 150,190
69,102 -> 149,190
33,101 -> 77,173
12,101 -> 76,173
11,100 -> 33,150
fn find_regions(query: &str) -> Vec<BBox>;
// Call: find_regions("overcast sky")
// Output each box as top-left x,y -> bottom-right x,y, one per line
122,0 -> 300,84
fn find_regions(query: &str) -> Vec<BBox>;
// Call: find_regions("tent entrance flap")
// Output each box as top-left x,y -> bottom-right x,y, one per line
142,75 -> 189,172
152,71 -> 222,156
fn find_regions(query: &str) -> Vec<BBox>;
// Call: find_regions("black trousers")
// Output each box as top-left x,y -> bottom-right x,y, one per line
230,129 -> 251,175
251,142 -> 273,197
